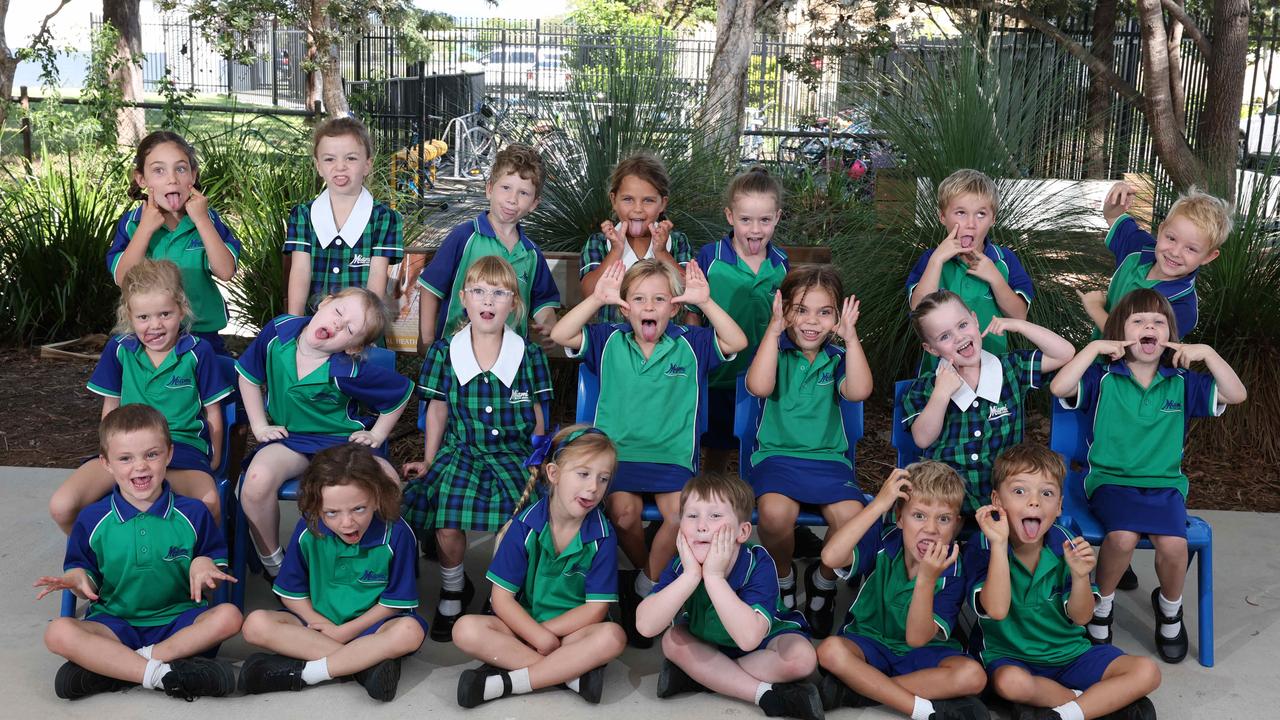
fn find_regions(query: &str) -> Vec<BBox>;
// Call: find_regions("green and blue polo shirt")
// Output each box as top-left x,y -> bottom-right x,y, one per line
107,206 -> 241,334
283,189 -> 404,311
964,523 -> 1097,666
1063,361 -> 1221,498
65,482 -> 227,626
87,333 -> 232,455
273,515 -> 420,624
486,498 -> 618,623
1100,215 -> 1198,339
696,235 -> 789,389
750,333 -> 850,468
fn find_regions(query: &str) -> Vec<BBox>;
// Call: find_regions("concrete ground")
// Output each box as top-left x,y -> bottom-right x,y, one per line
2,466 -> 1277,719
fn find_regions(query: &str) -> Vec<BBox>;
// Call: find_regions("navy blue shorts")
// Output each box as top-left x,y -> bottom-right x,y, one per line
169,441 -> 215,476
843,633 -> 967,676
1090,485 -> 1187,538
750,456 -> 862,505
86,605 -> 220,657
609,461 -> 692,494
986,644 -> 1125,691
249,433 -> 387,463
281,608 -> 429,646
701,385 -> 738,450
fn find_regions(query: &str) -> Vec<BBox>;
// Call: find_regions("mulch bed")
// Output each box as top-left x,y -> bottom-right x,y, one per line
3,347 -> 1276,513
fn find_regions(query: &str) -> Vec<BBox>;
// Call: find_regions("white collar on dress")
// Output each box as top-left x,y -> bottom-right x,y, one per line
948,351 -> 1004,409
449,324 -> 526,386
608,222 -> 673,269
312,188 -> 374,249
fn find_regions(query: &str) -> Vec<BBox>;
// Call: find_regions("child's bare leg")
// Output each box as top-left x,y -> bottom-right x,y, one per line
240,444 -> 310,558
648,491 -> 682,582
243,610 -> 344,658
45,618 -> 148,683
735,634 -> 816,682
1150,534 -> 1188,601
819,499 -> 864,580
168,469 -> 220,525
50,460 -> 115,534
991,665 -> 1076,708
663,625 -> 762,703
890,655 -> 987,700
606,492 -> 647,571
150,604 -> 243,661
528,623 -> 625,688
1096,530 -> 1140,595
324,618 -> 424,675
758,493 -> 799,574
435,528 -> 467,569
1075,655 -> 1161,718
817,635 -> 915,715
453,615 -> 544,668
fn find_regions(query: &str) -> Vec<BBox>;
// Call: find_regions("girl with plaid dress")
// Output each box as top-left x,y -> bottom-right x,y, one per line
401,256 -> 553,642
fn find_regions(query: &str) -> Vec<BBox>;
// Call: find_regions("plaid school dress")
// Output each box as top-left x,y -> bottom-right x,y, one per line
402,326 -> 552,532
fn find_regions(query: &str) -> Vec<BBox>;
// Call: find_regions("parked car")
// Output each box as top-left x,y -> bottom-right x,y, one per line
526,54 -> 572,95
473,46 -> 568,92
1241,98 -> 1279,165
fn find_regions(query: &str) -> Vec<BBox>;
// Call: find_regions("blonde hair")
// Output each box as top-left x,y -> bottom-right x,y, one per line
495,425 -> 617,548
449,255 -> 526,336
992,443 -> 1066,492
620,258 -> 683,299
724,165 -> 783,208
898,460 -> 965,515
937,168 -> 998,216
114,259 -> 193,335
316,286 -> 390,352
1164,187 -> 1233,252
679,472 -> 755,524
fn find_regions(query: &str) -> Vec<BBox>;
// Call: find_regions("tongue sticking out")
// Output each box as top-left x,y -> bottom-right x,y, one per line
1139,336 -> 1158,354
1021,518 -> 1042,540
165,192 -> 183,211
316,327 -> 332,341
960,235 -> 975,249
746,238 -> 764,256
626,220 -> 647,238
639,319 -> 659,342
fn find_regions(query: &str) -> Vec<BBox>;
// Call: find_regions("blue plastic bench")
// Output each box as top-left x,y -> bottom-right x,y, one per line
892,379 -> 923,468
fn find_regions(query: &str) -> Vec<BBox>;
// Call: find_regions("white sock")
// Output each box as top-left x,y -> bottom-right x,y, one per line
566,676 -> 581,692
1073,689 -> 1083,697
911,696 -> 935,720
809,568 -> 837,610
301,658 -> 331,685
260,548 -> 285,577
483,673 -> 506,701
1158,592 -> 1183,638
508,667 -> 532,695
1088,593 -> 1115,640
778,571 -> 796,608
1053,700 -> 1085,720
141,659 -> 172,690
754,682 -> 773,705
634,570 -> 656,597
439,564 -> 465,616
135,644 -> 155,660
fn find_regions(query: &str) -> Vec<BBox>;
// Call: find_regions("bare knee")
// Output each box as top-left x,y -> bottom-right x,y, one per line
950,657 -> 988,695
596,622 -> 627,659
450,615 -> 484,651
49,491 -> 79,531
1126,656 -> 1162,694
207,604 -> 243,637
1105,531 -> 1141,551
44,618 -> 82,656
241,609 -> 276,644
757,499 -> 798,536
777,639 -> 817,678
608,498 -> 642,532
387,618 -> 425,655
240,466 -> 279,506
992,666 -> 1034,701
661,626 -> 693,662
817,636 -> 851,670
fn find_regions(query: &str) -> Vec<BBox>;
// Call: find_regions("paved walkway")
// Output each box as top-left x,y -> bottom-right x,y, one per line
2,467 -> 1277,719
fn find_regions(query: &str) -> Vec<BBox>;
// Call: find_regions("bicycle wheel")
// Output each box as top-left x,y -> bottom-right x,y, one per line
461,127 -> 495,178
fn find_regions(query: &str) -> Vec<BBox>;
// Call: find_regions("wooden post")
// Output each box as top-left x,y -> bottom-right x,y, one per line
19,86 -> 32,167
1121,172 -> 1156,231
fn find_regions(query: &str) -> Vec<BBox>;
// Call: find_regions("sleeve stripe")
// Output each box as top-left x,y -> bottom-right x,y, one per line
417,277 -> 446,298
486,571 -> 521,595
203,386 -> 233,406
86,382 -> 120,398
379,598 -> 419,609
235,364 -> 264,386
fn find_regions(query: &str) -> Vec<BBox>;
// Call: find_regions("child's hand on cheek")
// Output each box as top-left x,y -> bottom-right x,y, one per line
702,525 -> 736,580
185,188 -> 209,218
975,505 -> 1008,547
650,219 -> 674,254
676,531 -> 702,579
138,194 -> 166,233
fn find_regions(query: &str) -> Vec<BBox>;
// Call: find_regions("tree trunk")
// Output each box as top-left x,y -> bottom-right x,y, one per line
1134,0 -> 1202,190
0,0 -> 15,130
320,43 -> 348,115
305,1 -> 323,110
1166,3 -> 1186,130
1084,0 -> 1118,178
103,0 -> 145,145
1196,0 -> 1250,198
305,0 -> 347,115
696,0 -> 758,157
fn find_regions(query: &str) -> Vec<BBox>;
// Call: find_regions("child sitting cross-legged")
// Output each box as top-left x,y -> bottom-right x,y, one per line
967,443 -> 1160,720
815,462 -> 988,720
635,473 -> 821,720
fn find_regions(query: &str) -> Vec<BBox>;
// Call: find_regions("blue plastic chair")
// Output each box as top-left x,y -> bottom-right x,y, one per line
891,379 -> 923,468
1049,399 -> 1215,667
61,355 -> 242,618
229,347 -> 397,609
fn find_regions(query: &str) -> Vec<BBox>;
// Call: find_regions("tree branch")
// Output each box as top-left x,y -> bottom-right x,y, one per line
1161,0 -> 1210,57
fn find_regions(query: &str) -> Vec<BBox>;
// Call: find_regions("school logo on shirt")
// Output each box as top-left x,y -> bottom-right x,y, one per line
165,375 -> 194,390
817,371 -> 835,385
664,363 -> 688,378
1160,399 -> 1184,413
357,569 -> 388,584
163,545 -> 192,561
987,403 -> 1011,421
348,253 -> 371,268
186,237 -> 204,250
509,390 -> 530,404
312,390 -> 342,404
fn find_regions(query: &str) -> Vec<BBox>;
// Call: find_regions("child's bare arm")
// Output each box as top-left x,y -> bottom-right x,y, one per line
820,469 -> 909,570
905,540 -> 958,647
113,197 -> 163,284
636,533 -> 702,638
366,256 -> 390,300
553,261 -> 626,351
186,192 -> 236,281
745,292 -> 784,398
351,399 -> 406,447
330,603 -> 406,644
100,396 -> 121,420
239,374 -> 287,442
281,595 -> 332,627
1050,340 -> 1130,398
981,317 -> 1075,373
493,586 -> 561,655
205,401 -> 224,472
1062,536 -> 1097,626
34,568 -> 98,601
836,295 -> 873,401
909,225 -> 963,309
1162,342 -> 1248,405
286,252 -> 313,316
418,293 -> 440,352
968,255 -> 1028,320
542,602 -> 610,638
188,556 -> 236,602
579,223 -> 626,297
1076,289 -> 1109,331
972,505 -> 1011,620
403,399 -> 446,479
1102,181 -> 1134,225
701,527 -> 768,650
909,367 -> 962,449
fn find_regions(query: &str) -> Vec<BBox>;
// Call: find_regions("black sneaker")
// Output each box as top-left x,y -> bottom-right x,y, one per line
1106,696 -> 1156,720
758,681 -> 824,720
1009,702 -> 1039,720
619,569 -> 653,649
1118,564 -> 1139,591
1151,588 -> 1188,663
793,526 -> 825,560
803,562 -> 837,640
430,574 -> 475,643
238,653 -> 304,694
931,695 -> 991,720
162,657 -> 237,700
655,659 -> 706,698
457,664 -> 506,708
779,562 -> 798,611
1088,601 -> 1115,645
817,670 -> 875,710
54,661 -> 131,700
576,663 -> 607,704
354,658 -> 401,702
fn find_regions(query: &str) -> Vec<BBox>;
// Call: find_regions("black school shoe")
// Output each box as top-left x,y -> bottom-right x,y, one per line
779,562 -> 799,611
619,569 -> 654,648
239,653 -> 304,694
803,562 -> 837,640
930,695 -> 991,720
655,659 -> 707,698
758,681 -> 824,720
430,574 -> 475,643
354,657 -> 401,701
457,663 -> 506,708
1118,564 -> 1139,591
1088,602 -> 1114,646
1106,696 -> 1157,720
54,661 -> 132,700
816,670 -> 876,711
161,657 -> 237,700
1150,588 -> 1188,663
575,663 -> 608,704
793,526 -> 825,560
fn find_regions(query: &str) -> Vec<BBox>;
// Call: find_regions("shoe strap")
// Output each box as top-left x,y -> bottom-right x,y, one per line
500,670 -> 513,697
